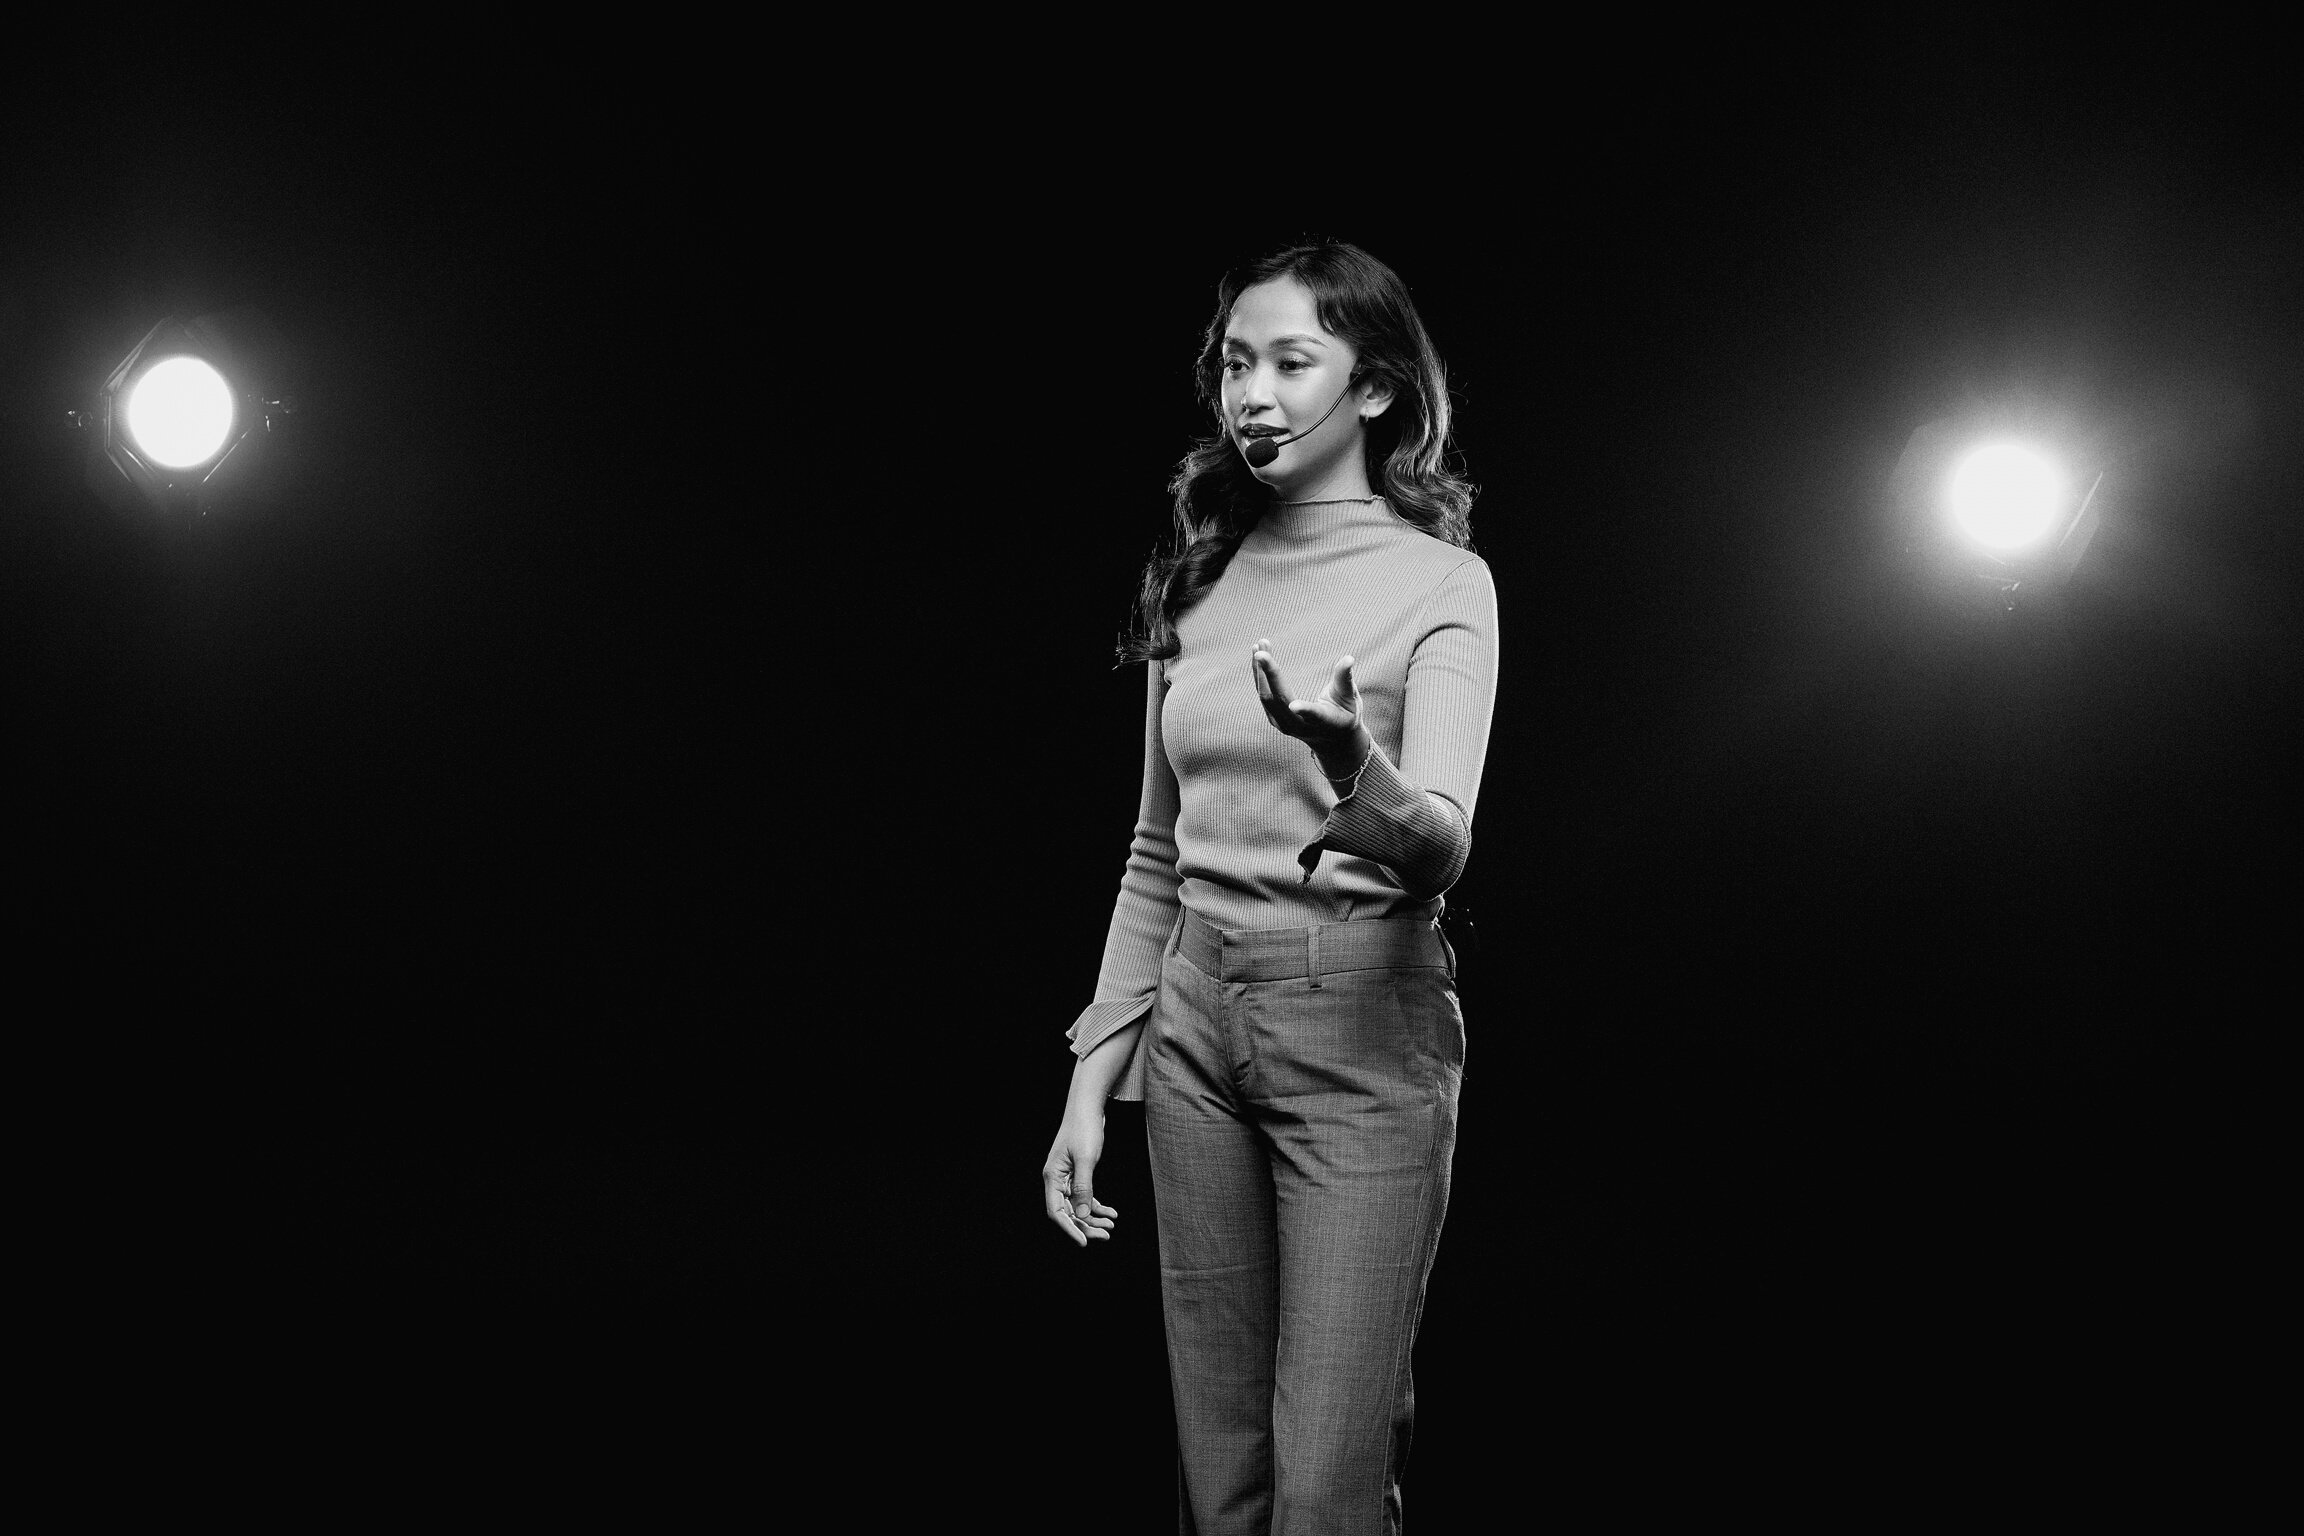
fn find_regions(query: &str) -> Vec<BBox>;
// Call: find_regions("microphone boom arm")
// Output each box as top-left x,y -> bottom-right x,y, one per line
1242,372 -> 1361,469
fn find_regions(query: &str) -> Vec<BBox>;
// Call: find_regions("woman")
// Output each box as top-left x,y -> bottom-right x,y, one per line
1040,239 -> 1497,1534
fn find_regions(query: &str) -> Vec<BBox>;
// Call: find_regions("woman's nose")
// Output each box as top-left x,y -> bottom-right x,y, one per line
1240,365 -> 1278,410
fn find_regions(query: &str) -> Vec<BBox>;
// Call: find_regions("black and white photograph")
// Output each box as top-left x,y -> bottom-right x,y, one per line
4,33 -> 2294,1527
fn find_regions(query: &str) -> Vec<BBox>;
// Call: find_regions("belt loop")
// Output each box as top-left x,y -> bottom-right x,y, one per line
1307,924 -> 1322,989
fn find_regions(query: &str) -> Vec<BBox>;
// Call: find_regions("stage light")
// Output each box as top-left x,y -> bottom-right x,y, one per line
123,356 -> 236,469
1886,411 -> 2105,615
1948,442 -> 2065,552
73,310 -> 293,517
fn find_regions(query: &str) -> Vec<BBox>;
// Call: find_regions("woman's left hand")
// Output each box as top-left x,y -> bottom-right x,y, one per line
1252,639 -> 1364,754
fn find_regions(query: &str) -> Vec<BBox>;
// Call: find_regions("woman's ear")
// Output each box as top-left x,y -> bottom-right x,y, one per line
1358,373 -> 1397,420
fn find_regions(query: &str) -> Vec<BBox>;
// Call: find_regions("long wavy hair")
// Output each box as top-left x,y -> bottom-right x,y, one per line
1118,239 -> 1475,665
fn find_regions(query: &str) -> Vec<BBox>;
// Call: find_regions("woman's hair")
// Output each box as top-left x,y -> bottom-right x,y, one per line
1118,239 -> 1475,665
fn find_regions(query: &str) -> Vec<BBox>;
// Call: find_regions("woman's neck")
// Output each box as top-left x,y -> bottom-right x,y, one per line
1267,463 -> 1375,504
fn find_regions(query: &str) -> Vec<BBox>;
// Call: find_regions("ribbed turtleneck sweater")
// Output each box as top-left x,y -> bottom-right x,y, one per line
1069,495 -> 1499,1101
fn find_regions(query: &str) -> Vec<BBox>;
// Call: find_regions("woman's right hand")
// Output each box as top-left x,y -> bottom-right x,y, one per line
1042,1107 -> 1119,1248
1043,1017 -> 1142,1246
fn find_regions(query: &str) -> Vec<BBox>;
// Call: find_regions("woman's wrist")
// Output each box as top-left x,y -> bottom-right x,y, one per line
1069,1018 -> 1144,1109
1315,722 -> 1379,784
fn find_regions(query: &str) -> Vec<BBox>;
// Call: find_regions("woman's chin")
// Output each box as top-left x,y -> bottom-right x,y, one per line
1251,461 -> 1312,495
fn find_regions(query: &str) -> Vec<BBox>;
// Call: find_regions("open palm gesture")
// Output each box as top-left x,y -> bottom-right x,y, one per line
1251,638 -> 1362,752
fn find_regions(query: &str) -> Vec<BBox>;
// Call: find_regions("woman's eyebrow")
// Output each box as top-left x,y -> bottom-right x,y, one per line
1222,334 -> 1331,352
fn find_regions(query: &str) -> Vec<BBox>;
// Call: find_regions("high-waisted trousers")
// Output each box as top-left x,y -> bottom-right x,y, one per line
1147,905 -> 1464,1536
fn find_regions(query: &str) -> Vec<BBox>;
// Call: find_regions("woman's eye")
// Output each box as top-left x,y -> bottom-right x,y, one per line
1218,356 -> 1311,377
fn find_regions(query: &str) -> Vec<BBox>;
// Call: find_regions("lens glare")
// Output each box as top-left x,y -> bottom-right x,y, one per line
124,356 -> 236,469
1948,443 -> 2065,551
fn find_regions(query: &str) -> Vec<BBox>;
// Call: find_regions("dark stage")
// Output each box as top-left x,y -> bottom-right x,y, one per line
3,45 -> 2294,1523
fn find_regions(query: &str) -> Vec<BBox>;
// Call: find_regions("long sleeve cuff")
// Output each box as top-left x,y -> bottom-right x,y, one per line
1065,995 -> 1156,1102
1067,995 -> 1154,1060
1296,742 -> 1470,900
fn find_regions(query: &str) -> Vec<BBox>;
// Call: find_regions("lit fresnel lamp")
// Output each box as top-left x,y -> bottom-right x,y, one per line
73,312 -> 294,516
1886,411 -> 2105,614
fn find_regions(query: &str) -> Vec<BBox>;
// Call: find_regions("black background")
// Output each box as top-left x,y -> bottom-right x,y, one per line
4,41 -> 2295,1522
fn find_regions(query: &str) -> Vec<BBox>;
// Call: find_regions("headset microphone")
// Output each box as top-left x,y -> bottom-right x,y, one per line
1240,373 -> 1360,469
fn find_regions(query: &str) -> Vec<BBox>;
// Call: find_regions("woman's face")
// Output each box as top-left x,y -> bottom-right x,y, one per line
1220,277 -> 1393,497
